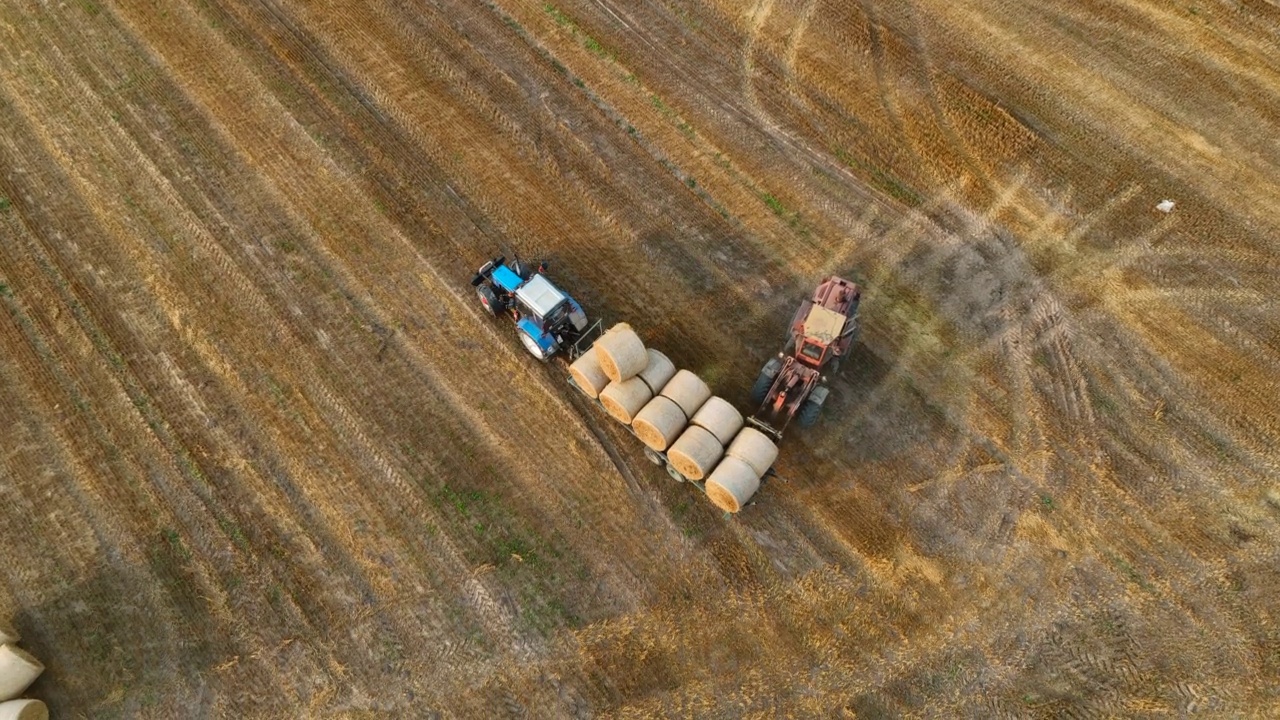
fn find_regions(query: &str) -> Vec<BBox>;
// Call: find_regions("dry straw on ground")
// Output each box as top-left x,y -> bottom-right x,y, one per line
0,645 -> 43,702
0,624 -> 16,647
568,347 -> 610,398
704,456 -> 761,513
0,700 -> 48,720
636,349 -> 676,395
667,425 -> 725,481
599,377 -> 653,424
689,396 -> 743,445
726,427 -> 778,477
631,396 -> 689,452
658,370 -> 711,419
595,323 -> 647,382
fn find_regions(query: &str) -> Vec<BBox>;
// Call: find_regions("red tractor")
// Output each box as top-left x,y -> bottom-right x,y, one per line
748,276 -> 861,440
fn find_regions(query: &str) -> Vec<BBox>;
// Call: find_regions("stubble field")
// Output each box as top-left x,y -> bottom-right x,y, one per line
1,0 -> 1278,717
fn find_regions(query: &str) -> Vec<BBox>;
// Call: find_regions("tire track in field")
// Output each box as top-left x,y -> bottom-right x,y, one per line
0,14 -> 396,705
575,0 -> 896,255
854,0 -> 928,170
0,153 -> 261,709
105,5 -> 540,686
2,5 -> 504,702
110,1 -> 686,671
884,0 -> 996,190
203,0 -> 693,602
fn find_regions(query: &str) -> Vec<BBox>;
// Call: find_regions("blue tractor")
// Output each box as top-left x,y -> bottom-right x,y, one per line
470,255 -> 598,361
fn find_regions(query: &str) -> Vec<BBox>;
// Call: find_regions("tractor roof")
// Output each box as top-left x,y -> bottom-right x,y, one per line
515,274 -> 567,318
491,264 -> 525,293
803,304 -> 846,343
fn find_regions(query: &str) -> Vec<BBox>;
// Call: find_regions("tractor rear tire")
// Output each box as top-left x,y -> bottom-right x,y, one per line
476,285 -> 501,316
797,397 -> 822,428
749,371 -> 774,406
519,329 -> 554,362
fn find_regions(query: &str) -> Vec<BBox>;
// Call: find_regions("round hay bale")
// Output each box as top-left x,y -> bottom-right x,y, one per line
705,456 -> 761,513
595,323 -> 647,383
667,425 -> 725,481
636,349 -> 677,395
658,370 -> 711,419
0,700 -> 48,720
0,645 -> 43,703
598,377 -> 653,425
0,622 -> 16,646
631,396 -> 689,452
690,396 -> 744,445
726,426 -> 779,477
568,347 -> 610,398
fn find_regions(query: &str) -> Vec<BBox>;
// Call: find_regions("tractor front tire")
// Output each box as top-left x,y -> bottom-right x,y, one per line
797,397 -> 823,428
749,371 -> 774,406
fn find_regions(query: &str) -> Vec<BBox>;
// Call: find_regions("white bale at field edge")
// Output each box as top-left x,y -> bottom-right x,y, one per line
568,347 -> 610,398
658,370 -> 711,419
635,349 -> 676,395
599,377 -> 653,424
689,396 -> 743,445
0,645 -> 43,702
667,424 -> 725,480
705,456 -> 761,513
0,699 -> 48,720
0,623 -> 16,646
631,396 -> 688,452
594,323 -> 647,383
726,427 -> 779,477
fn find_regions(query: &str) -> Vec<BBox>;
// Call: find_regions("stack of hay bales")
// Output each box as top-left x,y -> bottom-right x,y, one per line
705,427 -> 779,513
0,621 -> 46,720
576,322 -> 780,513
632,370 -> 711,452
592,324 -> 673,424
667,397 -> 743,481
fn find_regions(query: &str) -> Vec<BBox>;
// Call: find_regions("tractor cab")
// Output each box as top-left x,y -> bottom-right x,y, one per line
514,274 -> 569,328
796,303 -> 846,368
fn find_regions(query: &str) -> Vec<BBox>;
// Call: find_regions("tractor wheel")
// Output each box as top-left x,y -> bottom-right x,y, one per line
797,397 -> 823,428
643,447 -> 665,466
827,358 -> 842,377
749,370 -> 774,406
476,284 -> 500,316
518,329 -> 554,362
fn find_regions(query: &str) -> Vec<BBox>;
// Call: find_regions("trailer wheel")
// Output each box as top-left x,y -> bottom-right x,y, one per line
643,447 -> 664,466
665,463 -> 686,483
